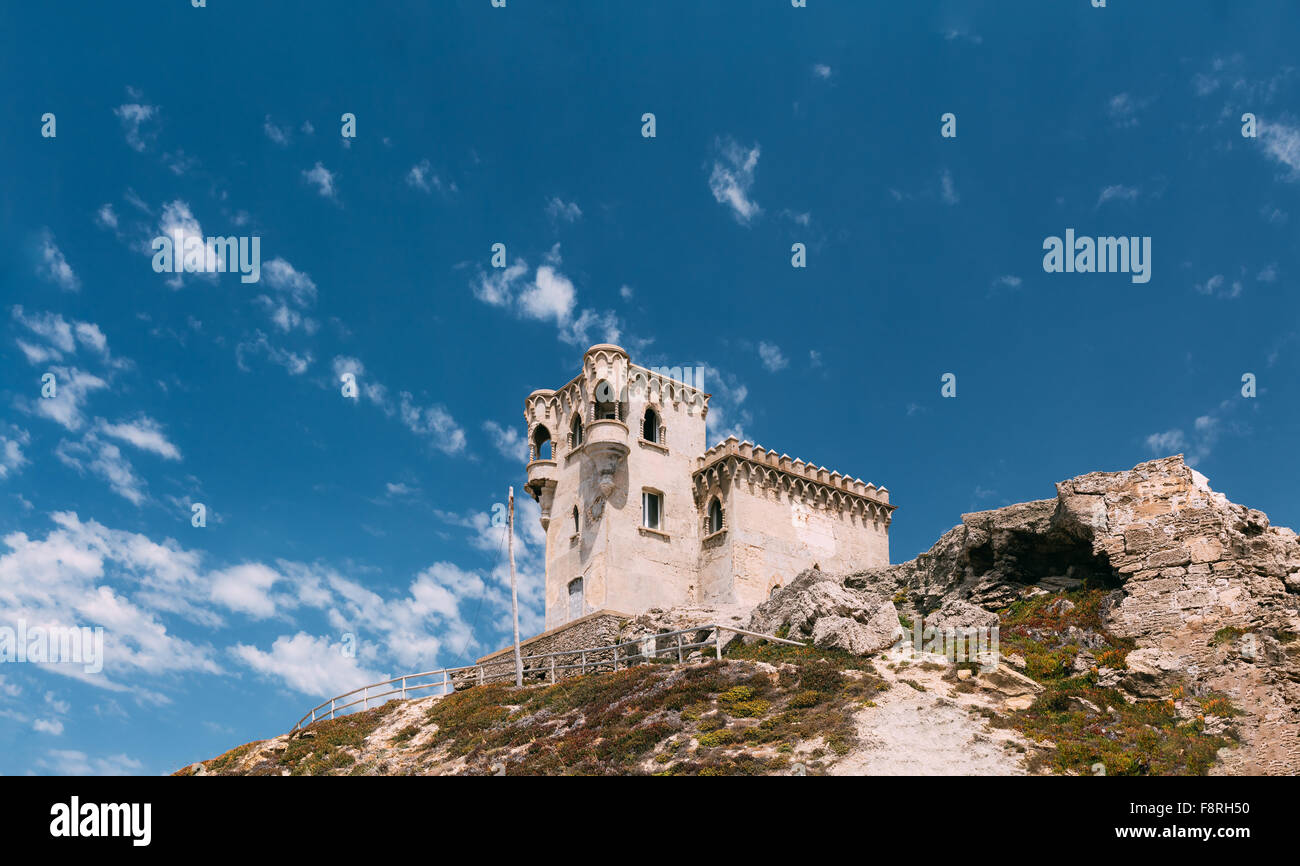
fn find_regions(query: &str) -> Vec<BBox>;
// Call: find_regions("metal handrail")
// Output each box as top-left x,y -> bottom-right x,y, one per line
289,623 -> 804,732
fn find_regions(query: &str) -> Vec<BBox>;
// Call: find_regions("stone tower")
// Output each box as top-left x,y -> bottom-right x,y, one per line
524,345 -> 709,629
524,344 -> 894,631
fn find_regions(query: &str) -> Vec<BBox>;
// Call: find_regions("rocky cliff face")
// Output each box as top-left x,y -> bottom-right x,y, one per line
751,455 -> 1300,774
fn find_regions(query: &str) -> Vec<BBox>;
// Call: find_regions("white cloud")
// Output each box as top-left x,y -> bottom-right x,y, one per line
757,341 -> 789,373
38,750 -> 143,776
1194,273 -> 1242,299
235,332 -> 313,375
113,101 -> 157,152
33,718 -> 64,735
469,250 -> 623,348
36,230 -> 80,291
940,168 -> 959,205
96,417 -> 182,461
709,137 -> 762,225
1097,184 -> 1140,206
812,64 -> 832,79
95,204 -> 119,230
545,197 -> 582,222
1107,93 -> 1141,128
263,116 -> 291,146
25,367 -> 109,432
406,159 -> 449,194
700,364 -> 751,444
0,512 -> 223,687
398,393 -> 467,455
1260,118 -> 1300,178
256,258 -> 319,333
210,563 -> 282,620
483,420 -> 527,462
0,430 -> 29,480
55,433 -> 148,505
232,633 -> 387,698
302,162 -> 337,199
519,265 -> 576,325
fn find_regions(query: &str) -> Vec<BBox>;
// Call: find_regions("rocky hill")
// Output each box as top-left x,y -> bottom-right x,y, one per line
182,455 -> 1299,776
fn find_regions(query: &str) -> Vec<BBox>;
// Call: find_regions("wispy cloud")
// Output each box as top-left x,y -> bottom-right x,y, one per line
36,230 -> 80,291
757,341 -> 789,373
302,162 -> 337,200
709,137 -> 762,225
113,100 -> 158,152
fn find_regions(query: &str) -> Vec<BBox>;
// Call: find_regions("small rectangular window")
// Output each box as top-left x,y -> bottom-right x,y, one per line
642,491 -> 662,530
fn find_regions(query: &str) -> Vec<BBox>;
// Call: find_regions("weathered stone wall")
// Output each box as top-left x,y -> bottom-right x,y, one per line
474,610 -> 630,684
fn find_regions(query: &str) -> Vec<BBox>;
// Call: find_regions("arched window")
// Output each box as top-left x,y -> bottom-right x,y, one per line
642,407 -> 660,443
570,414 -> 583,448
571,505 -> 580,535
531,424 -> 552,461
707,497 -> 724,534
594,379 -> 624,421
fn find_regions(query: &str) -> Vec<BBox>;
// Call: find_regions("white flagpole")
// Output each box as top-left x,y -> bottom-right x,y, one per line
508,486 -> 523,687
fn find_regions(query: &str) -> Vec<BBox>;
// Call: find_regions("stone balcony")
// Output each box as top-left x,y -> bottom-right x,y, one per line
584,418 -> 630,457
525,458 -> 558,492
525,459 -> 558,528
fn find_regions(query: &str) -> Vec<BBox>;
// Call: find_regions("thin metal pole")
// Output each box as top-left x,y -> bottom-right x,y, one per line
508,487 -> 523,688
715,628 -> 723,660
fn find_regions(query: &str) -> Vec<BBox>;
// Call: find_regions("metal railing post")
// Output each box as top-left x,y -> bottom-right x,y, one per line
715,627 -> 723,660
401,676 -> 407,700
550,657 -> 556,683
581,652 -> 586,675
677,634 -> 683,663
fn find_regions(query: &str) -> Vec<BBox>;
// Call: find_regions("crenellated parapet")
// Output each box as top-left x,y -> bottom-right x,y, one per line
692,435 -> 895,525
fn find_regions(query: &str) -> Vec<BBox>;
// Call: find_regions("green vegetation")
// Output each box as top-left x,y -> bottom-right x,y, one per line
996,589 -> 1240,776
999,590 -> 1136,680
407,651 -> 888,776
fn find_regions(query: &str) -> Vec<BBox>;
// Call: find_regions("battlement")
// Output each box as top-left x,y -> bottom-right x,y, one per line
694,435 -> 893,512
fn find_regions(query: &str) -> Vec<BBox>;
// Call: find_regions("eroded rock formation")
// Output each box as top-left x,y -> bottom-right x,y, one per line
752,455 -> 1300,774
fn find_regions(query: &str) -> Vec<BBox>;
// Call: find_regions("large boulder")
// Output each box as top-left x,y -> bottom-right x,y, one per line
810,601 -> 903,656
747,568 -> 892,645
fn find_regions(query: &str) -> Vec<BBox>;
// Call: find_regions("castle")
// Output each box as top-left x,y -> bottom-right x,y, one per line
523,344 -> 895,630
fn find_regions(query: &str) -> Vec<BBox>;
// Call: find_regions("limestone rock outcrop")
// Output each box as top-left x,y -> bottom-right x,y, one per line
746,568 -> 901,655
751,455 -> 1300,774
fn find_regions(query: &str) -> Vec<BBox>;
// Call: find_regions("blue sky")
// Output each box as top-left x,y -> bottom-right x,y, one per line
1,0 -> 1298,775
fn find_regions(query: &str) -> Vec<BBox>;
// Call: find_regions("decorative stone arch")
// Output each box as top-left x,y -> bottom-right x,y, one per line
641,404 -> 664,444
569,412 -> 584,449
593,378 -> 627,422
705,495 -> 725,535
530,423 -> 552,461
